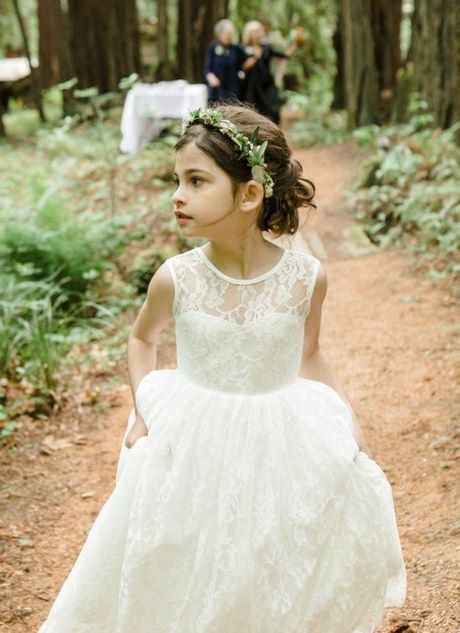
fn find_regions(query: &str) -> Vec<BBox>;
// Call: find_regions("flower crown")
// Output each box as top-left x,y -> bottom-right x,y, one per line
182,108 -> 275,198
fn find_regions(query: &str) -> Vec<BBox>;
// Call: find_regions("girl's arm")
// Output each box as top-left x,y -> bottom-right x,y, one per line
299,263 -> 372,456
125,263 -> 174,447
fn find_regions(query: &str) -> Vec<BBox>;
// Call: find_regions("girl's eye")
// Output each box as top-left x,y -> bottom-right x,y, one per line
191,177 -> 202,186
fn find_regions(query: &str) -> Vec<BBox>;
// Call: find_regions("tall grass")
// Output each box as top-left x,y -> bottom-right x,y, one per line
0,188 -> 122,396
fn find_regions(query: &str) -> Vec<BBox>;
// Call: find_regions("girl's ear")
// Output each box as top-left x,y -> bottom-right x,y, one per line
240,180 -> 264,213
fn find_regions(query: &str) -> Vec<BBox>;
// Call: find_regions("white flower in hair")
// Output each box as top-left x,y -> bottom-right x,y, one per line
182,108 -> 275,198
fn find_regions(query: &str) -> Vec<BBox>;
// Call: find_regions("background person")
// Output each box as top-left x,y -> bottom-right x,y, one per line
241,20 -> 295,124
204,19 -> 245,103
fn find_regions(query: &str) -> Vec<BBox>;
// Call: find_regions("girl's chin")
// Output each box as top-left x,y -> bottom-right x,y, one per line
178,225 -> 205,238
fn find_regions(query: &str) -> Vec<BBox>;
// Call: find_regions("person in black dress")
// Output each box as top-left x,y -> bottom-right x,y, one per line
241,20 -> 293,125
204,19 -> 245,103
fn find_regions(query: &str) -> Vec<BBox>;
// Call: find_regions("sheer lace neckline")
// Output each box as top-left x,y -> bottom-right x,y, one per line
195,245 -> 288,285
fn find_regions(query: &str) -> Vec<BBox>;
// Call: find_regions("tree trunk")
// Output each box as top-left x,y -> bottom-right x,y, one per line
332,5 -> 345,110
177,0 -> 194,81
371,0 -> 402,120
341,0 -> 379,127
67,0 -> 140,93
155,0 -> 170,80
340,0 -> 402,127
11,0 -> 46,121
113,0 -> 141,80
407,0 -> 460,127
371,0 -> 402,91
177,0 -> 230,83
38,0 -> 73,88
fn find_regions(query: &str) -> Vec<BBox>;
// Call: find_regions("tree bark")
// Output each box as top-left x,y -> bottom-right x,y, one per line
407,0 -> 459,127
371,0 -> 402,91
155,0 -> 170,80
332,4 -> 345,110
67,0 -> 140,93
177,0 -> 230,83
341,0 -> 379,127
177,0 -> 194,81
38,0 -> 73,88
340,0 -> 402,127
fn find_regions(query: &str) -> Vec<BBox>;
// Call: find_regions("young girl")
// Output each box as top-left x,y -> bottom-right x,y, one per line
38,104 -> 406,633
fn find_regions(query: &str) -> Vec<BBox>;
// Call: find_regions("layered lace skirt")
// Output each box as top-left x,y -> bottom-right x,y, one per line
38,369 -> 406,633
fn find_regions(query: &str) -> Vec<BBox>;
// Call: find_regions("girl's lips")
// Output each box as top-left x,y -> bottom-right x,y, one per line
174,211 -> 192,219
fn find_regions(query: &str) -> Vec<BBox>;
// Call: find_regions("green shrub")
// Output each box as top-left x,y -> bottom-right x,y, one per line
0,201 -> 121,303
0,276 -> 69,387
287,112 -> 348,147
350,100 -> 460,277
0,273 -> 121,396
0,184 -> 125,396
0,103 -> 179,426
129,244 -> 177,294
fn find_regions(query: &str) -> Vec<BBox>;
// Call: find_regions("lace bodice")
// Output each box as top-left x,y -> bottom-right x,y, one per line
165,246 -> 321,394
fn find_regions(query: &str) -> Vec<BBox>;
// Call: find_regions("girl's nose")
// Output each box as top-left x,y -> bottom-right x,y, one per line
171,186 -> 185,206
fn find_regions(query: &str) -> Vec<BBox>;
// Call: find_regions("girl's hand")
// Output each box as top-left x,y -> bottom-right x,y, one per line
125,414 -> 148,449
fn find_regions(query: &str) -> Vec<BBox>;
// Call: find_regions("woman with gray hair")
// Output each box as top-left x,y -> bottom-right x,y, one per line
204,19 -> 245,103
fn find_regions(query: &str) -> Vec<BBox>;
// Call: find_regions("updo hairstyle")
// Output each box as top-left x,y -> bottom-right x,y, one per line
175,103 -> 316,237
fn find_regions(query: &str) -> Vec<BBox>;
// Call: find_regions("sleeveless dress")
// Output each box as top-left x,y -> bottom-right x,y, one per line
37,246 -> 406,633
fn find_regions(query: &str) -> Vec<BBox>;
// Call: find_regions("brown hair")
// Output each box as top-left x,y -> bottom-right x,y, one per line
175,102 -> 316,237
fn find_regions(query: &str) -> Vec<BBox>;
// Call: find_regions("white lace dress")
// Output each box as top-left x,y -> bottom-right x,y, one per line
37,246 -> 406,633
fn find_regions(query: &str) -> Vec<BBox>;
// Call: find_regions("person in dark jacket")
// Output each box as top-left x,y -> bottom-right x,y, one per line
204,19 -> 245,103
241,20 -> 293,125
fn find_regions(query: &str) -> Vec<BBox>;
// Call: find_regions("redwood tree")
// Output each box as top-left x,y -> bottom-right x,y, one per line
67,0 -> 140,93
406,0 -> 459,127
177,0 -> 230,83
37,0 -> 73,88
339,0 -> 402,127
155,0 -> 172,80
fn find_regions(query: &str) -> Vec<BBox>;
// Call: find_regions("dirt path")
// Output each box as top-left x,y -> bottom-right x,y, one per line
1,142 -> 458,633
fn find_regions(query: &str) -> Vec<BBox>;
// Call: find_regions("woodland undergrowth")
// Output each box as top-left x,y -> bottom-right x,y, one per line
0,105 -> 186,441
349,96 -> 459,287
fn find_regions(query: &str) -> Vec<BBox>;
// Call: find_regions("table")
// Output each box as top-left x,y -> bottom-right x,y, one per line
120,80 -> 208,153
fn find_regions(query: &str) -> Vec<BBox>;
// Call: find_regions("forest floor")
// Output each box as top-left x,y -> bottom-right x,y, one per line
0,140 -> 459,633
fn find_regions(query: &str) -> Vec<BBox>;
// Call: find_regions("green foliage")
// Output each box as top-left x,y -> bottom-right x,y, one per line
129,244 -> 177,295
350,97 -> 460,278
0,0 -> 38,57
0,196 -> 120,303
0,273 -> 121,398
287,108 -> 348,147
0,97 -> 183,420
229,0 -> 337,105
0,198 -> 123,395
0,277 -> 68,391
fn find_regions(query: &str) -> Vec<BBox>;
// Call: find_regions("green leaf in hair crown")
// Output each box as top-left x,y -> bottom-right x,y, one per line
183,108 -> 275,198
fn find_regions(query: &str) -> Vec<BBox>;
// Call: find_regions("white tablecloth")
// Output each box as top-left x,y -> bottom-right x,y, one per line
120,81 -> 208,152
0,57 -> 38,82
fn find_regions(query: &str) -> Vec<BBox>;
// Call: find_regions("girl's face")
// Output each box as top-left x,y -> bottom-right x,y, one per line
172,142 -> 243,239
